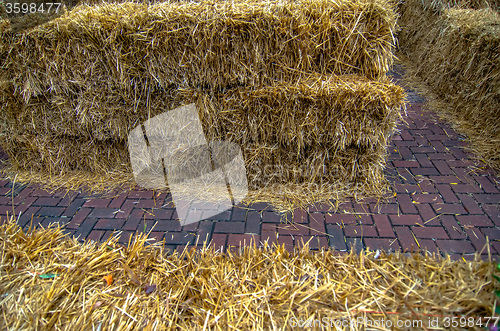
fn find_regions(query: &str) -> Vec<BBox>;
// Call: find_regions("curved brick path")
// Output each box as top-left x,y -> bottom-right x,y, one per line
1,66 -> 499,260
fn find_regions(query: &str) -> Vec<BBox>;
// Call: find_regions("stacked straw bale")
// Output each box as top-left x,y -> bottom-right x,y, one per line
398,0 -> 500,170
0,0 -> 404,203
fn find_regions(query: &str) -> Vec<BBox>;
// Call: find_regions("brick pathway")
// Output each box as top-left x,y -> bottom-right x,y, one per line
1,66 -> 499,260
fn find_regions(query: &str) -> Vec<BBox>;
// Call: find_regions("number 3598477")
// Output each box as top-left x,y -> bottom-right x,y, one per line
4,3 -> 62,14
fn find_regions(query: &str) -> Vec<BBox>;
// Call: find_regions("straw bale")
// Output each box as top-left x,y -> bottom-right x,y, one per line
1,0 -> 398,95
2,75 -> 405,151
0,216 -> 497,330
398,2 -> 500,170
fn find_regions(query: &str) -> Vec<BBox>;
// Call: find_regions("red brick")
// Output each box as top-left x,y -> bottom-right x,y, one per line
150,220 -> 182,232
414,135 -> 429,146
411,129 -> 433,135
37,206 -> 64,217
83,199 -> 111,208
430,140 -> 448,153
164,232 -> 196,245
308,213 -> 325,236
214,221 -> 245,234
427,135 -> 451,141
32,198 -> 62,207
397,194 -> 417,214
122,209 -> 145,231
474,176 -> 499,193
292,209 -> 308,223
436,185 -> 460,203
228,234 -> 259,247
325,213 -> 357,224
144,208 -> 174,219
129,191 -> 154,199
56,194 -> 77,207
419,179 -> 437,193
147,232 -> 165,243
94,218 -> 125,230
456,215 -> 493,227
308,202 -> 334,213
451,184 -> 482,194
397,168 -> 417,183
88,208 -> 118,219
465,228 -> 492,252
447,160 -> 473,167
344,225 -> 377,237
370,203 -> 399,214
260,231 -> 277,247
481,227 -> 500,241
440,215 -> 466,239
398,147 -> 415,161
412,194 -> 443,203
411,147 -> 436,154
231,207 -> 248,221
87,230 -> 105,242
436,240 -> 475,254
373,215 -> 395,237
415,204 -> 440,226
262,212 -> 282,223
31,189 -> 54,197
203,211 -> 231,221
277,223 -> 309,236
108,192 -> 128,208
245,211 -> 261,234
453,168 -> 475,184
394,184 -> 420,194
197,221 -> 213,245
457,194 -> 483,214
428,176 -> 462,184
277,236 -> 294,252
400,129 -> 413,140
394,140 -> 418,147
414,155 -> 434,169
389,215 -> 423,226
432,203 -> 466,215
0,180 -> 9,187
393,160 -> 420,167
411,168 -> 440,176
326,224 -> 347,251
364,238 -> 400,251
16,206 -> 41,227
73,218 -> 98,239
394,227 -> 419,252
296,236 -> 328,250
433,160 -> 454,175
473,194 -> 500,204
416,239 -> 440,255
411,226 -> 449,239
17,197 -> 37,209
449,147 -> 468,159
483,205 -> 500,226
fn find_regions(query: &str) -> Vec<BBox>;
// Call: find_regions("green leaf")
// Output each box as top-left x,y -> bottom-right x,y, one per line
495,305 -> 500,315
497,263 -> 500,270
493,275 -> 500,283
39,273 -> 58,279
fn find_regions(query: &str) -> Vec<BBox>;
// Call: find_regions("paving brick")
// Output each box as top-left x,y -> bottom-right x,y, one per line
451,184 -> 482,194
394,227 -> 419,253
150,220 -> 182,232
144,208 -> 174,220
260,231 -> 277,247
325,213 -> 357,224
129,191 -> 154,199
412,194 -> 443,203
73,218 -> 98,239
411,168 -> 440,176
430,140 -> 448,153
40,217 -> 70,228
16,197 -> 37,209
364,238 -> 400,252
203,211 -> 231,221
214,221 -> 245,234
16,206 -> 41,228
436,240 -> 475,254
398,147 -> 414,160
394,140 -> 418,147
37,206 -> 64,217
344,225 -> 377,237
231,207 -> 248,221
389,215 -> 423,226
456,215 -> 493,227
440,215 -> 466,239
473,194 -> 500,204
397,168 -> 417,183
247,202 -> 272,212
182,222 -> 198,232
415,204 -> 440,226
88,208 -> 118,219
411,147 -> 436,154
245,211 -> 261,234
296,236 -> 329,250
414,135 -> 429,146
370,203 -> 399,214
32,198 -> 61,207
457,194 -> 483,214
309,213 -> 326,235
31,189 -> 55,197
474,176 -> 500,193
0,180 -> 9,187
277,223 -> 309,236
449,147 -> 468,159
432,160 -> 454,175
94,218 -> 125,230
431,203 -> 466,215
262,211 -> 282,223
418,179 -> 438,193
416,239 -> 440,255
108,192 -> 128,209
83,199 -> 111,208
372,215 -> 395,237
465,227 -> 492,253
122,210 -> 145,231
228,234 -> 259,247
197,221 -> 214,245
446,160 -> 473,167
164,232 -> 196,245
453,168 -> 476,184
483,205 -> 500,226
397,194 -> 417,214
326,224 -> 347,251
277,236 -> 294,252
346,237 -> 364,253
411,226 -> 449,239
436,185 -> 460,203
411,129 -> 433,135
400,129 -> 413,140
394,184 -> 421,194
57,194 -> 77,207
481,227 -> 500,241
308,202 -> 335,213
393,160 -> 420,167
86,230 -> 104,242
148,232 -> 165,243
427,135 -> 451,141
428,176 -> 462,184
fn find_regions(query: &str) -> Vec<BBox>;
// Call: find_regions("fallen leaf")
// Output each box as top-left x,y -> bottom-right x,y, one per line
122,262 -> 141,286
144,284 -> 156,294
103,274 -> 113,286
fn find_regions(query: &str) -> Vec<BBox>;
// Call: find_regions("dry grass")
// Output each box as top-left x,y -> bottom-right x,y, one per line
0,215 -> 497,330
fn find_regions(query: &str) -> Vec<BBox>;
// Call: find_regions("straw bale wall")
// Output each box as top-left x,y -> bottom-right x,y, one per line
0,0 -> 405,197
398,0 -> 500,169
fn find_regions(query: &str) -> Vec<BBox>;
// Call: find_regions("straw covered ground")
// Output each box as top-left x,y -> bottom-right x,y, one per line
0,216 -> 498,330
398,0 -> 500,171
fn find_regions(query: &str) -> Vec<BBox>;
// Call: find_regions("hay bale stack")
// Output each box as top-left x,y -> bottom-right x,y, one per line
398,0 -> 500,169
0,0 -> 405,202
